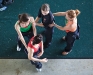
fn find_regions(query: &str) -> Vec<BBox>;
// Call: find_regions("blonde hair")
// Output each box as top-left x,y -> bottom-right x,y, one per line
67,9 -> 80,19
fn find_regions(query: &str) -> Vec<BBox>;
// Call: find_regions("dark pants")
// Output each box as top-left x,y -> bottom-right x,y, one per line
0,0 -> 3,8
44,26 -> 54,46
24,48 -> 42,69
17,27 -> 34,48
64,25 -> 80,52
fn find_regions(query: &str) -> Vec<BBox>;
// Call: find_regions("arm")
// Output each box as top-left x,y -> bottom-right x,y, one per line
35,16 -> 44,27
30,17 -> 37,36
37,41 -> 44,57
35,17 -> 40,23
35,8 -> 41,23
55,24 -> 70,31
14,22 -> 27,49
53,12 -> 66,16
36,23 -> 44,27
27,47 -> 47,62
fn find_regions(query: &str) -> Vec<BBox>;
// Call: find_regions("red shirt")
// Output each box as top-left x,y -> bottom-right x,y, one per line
65,30 -> 71,33
28,37 -> 41,53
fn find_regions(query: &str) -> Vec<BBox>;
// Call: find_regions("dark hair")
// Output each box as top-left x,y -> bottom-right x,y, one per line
18,13 -> 29,23
41,3 -> 50,11
32,34 -> 43,45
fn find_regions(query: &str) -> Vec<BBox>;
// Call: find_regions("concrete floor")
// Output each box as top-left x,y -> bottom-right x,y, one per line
0,59 -> 93,75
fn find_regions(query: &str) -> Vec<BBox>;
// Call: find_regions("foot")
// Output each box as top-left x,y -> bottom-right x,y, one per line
36,68 -> 42,72
62,36 -> 65,40
44,43 -> 51,49
0,6 -> 7,11
62,50 -> 72,55
62,51 -> 69,55
17,45 -> 21,51
76,33 -> 80,40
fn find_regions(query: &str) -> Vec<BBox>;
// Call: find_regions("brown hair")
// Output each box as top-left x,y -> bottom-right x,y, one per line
32,34 -> 43,45
41,3 -> 50,11
18,13 -> 29,23
67,9 -> 80,19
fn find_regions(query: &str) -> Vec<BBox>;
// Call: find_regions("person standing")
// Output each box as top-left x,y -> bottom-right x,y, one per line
35,3 -> 55,49
15,13 -> 37,51
53,9 -> 80,55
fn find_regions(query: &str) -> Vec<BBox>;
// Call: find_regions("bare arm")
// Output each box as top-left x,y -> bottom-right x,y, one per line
36,23 -> 44,27
30,17 -> 37,36
55,24 -> 70,31
35,16 -> 44,27
40,41 -> 44,53
35,17 -> 40,23
27,47 -> 47,62
14,21 -> 27,49
53,12 -> 66,16
37,41 -> 44,57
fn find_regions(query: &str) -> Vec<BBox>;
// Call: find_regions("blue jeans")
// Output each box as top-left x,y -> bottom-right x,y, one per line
24,48 -> 42,69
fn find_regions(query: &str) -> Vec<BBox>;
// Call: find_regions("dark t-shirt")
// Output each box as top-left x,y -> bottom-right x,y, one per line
38,8 -> 55,28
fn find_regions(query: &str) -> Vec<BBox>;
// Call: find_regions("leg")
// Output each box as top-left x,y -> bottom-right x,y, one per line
16,30 -> 33,51
27,31 -> 34,40
32,49 -> 42,70
62,35 -> 75,55
0,0 -> 3,8
24,48 -> 42,71
44,27 -> 54,48
76,25 -> 80,40
17,36 -> 22,51
0,0 -> 7,11
44,32 -> 52,48
26,27 -> 34,42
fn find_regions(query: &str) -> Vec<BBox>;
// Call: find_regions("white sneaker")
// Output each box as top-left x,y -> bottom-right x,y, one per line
0,6 -> 7,11
62,36 -> 65,40
17,45 -> 21,51
36,68 -> 42,72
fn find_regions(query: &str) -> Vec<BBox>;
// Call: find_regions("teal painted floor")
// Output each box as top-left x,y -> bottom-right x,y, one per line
0,0 -> 93,59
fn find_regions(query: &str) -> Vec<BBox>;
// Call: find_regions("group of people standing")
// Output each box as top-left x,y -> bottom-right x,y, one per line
14,3 -> 80,72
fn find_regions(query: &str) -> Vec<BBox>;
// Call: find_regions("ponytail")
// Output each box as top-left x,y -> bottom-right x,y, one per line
18,14 -> 21,20
75,9 -> 80,16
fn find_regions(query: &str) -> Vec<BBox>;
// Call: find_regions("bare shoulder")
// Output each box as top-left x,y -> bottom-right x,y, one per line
28,47 -> 34,54
15,21 -> 20,28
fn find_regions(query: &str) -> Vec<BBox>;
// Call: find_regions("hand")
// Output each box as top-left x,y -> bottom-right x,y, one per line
36,23 -> 39,26
42,58 -> 48,62
49,22 -> 55,27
